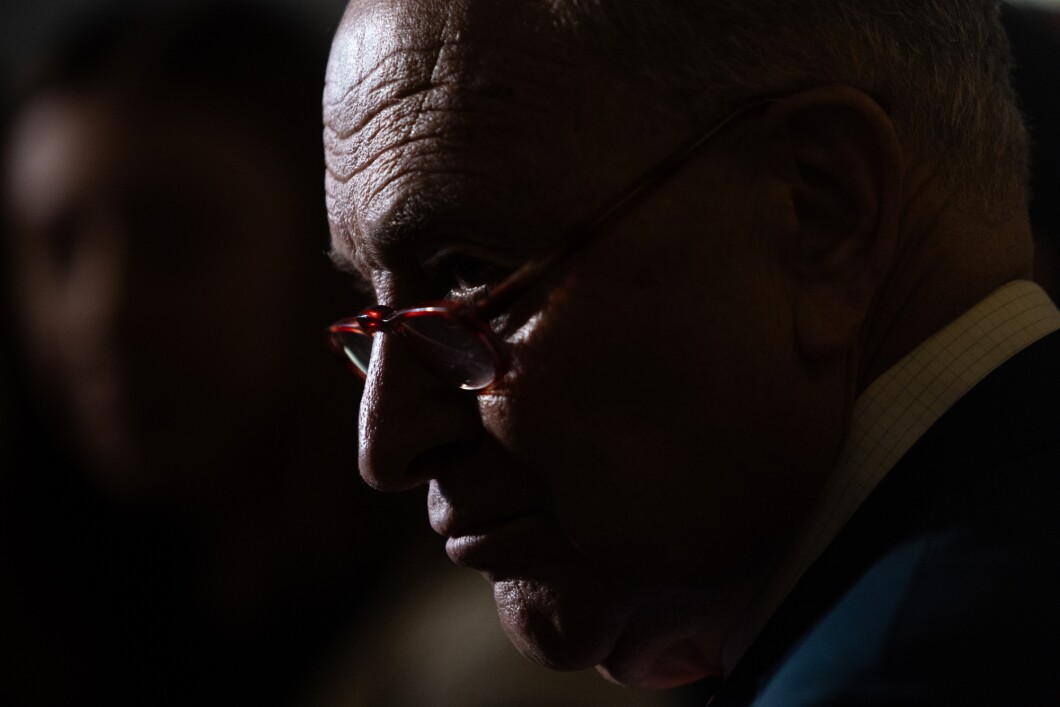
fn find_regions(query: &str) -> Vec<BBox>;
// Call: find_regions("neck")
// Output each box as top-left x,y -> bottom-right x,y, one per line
857,171 -> 1033,392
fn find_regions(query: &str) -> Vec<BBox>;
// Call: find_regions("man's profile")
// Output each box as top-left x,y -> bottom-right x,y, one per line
322,1 -> 1060,703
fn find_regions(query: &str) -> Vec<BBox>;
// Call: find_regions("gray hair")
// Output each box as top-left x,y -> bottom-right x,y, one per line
553,0 -> 1028,213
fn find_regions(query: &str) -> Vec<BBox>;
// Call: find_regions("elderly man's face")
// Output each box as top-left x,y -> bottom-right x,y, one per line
325,0 -> 842,687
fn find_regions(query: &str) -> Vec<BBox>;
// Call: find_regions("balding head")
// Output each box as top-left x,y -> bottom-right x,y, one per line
323,0 -> 673,277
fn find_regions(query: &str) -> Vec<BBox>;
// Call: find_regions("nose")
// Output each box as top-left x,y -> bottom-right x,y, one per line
358,331 -> 482,492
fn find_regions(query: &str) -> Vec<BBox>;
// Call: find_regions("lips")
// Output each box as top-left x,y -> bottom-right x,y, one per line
428,475 -> 546,540
427,460 -> 563,577
445,512 -> 570,577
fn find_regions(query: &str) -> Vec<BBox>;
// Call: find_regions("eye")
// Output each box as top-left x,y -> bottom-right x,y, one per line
431,251 -> 514,293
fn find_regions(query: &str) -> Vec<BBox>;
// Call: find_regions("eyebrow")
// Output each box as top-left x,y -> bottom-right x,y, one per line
326,246 -> 376,296
324,206 -> 434,295
326,214 -> 378,290
326,242 -> 361,277
326,190 -> 532,298
327,205 -> 384,275
370,203 -> 502,266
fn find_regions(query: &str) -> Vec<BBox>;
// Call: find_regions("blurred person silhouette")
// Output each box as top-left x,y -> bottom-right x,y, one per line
0,3 -> 418,704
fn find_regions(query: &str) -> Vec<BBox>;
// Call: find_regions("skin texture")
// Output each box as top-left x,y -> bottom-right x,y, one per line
324,0 -> 1032,688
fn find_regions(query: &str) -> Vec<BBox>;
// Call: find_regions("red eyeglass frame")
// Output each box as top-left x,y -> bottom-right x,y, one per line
328,100 -> 771,391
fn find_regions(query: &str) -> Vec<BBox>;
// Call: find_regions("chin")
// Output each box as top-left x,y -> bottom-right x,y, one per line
598,595 -> 723,688
492,572 -> 722,688
598,637 -> 715,689
492,574 -> 631,672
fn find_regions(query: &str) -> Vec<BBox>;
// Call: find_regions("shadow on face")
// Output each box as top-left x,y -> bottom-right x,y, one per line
325,0 -> 852,687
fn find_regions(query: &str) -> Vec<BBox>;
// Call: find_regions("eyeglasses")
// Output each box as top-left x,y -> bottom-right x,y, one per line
328,101 -> 768,392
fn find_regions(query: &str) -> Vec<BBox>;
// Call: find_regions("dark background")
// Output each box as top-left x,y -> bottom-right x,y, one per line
0,0 -> 348,93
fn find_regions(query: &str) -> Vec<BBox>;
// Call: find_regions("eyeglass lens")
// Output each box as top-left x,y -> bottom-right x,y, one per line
330,316 -> 498,390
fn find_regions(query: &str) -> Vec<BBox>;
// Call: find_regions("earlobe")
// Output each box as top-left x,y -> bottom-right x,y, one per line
762,87 -> 902,364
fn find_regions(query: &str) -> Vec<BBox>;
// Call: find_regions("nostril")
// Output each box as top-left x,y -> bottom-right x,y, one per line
360,437 -> 476,493
408,438 -> 477,482
415,439 -> 480,488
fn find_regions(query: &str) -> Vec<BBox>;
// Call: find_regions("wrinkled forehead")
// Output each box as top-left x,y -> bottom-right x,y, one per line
324,0 -> 570,163
323,0 -> 651,277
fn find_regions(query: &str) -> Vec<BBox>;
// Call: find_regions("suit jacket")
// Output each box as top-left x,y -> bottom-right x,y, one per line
709,330 -> 1060,706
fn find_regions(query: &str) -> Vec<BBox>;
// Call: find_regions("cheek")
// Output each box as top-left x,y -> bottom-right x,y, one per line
480,305 -> 711,584
478,245 -> 802,586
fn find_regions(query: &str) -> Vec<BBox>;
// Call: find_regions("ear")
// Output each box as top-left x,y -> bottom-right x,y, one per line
760,86 -> 901,366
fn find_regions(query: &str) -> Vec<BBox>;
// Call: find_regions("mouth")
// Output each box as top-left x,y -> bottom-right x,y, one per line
445,512 -> 567,577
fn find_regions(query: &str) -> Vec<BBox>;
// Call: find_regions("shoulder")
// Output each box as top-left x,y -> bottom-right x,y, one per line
754,444 -> 1060,706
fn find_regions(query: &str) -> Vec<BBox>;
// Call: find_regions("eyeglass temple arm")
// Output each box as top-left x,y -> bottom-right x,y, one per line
473,100 -> 773,321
